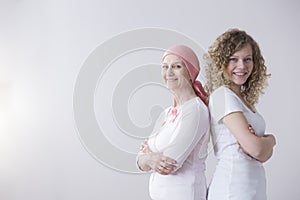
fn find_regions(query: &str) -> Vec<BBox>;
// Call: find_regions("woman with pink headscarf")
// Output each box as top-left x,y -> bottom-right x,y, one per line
136,45 -> 210,200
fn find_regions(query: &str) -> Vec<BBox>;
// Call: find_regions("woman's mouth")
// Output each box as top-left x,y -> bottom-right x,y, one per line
233,71 -> 248,77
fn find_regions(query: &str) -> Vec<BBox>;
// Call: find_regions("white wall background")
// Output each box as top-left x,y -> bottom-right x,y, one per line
1,0 -> 299,199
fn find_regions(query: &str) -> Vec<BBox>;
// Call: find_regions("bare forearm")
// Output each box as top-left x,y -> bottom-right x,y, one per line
254,135 -> 275,162
244,135 -> 276,162
257,148 -> 273,163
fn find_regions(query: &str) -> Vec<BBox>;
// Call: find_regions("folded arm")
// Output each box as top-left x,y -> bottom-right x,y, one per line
136,140 -> 177,175
162,108 -> 209,169
223,112 -> 276,162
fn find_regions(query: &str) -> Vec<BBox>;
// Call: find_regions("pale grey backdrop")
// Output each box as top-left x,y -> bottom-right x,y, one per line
0,0 -> 299,199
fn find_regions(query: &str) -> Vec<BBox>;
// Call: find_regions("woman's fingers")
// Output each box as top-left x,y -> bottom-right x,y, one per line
155,163 -> 176,175
162,156 -> 177,165
140,140 -> 147,149
248,124 -> 256,135
154,155 -> 177,175
140,139 -> 152,153
145,151 -> 177,175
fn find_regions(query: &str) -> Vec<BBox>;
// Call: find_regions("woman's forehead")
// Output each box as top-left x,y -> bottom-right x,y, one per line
162,54 -> 183,63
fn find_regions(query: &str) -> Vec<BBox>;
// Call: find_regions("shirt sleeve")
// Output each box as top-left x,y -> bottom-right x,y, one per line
162,100 -> 209,169
147,108 -> 169,152
209,86 -> 243,123
136,108 -> 169,171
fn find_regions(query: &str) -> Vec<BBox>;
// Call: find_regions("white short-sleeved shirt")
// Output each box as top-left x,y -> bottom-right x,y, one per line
208,86 -> 267,200
147,97 -> 210,200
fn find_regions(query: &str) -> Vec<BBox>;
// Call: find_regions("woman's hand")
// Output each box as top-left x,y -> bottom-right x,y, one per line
248,124 -> 256,135
147,152 -> 177,175
137,140 -> 177,175
140,139 -> 152,154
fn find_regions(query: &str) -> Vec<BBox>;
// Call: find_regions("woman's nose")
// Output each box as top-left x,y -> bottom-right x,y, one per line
166,66 -> 174,75
237,59 -> 246,68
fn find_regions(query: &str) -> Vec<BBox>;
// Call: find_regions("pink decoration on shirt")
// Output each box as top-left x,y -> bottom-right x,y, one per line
171,108 -> 178,123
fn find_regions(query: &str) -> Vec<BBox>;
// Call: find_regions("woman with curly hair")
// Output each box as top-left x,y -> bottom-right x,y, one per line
205,29 -> 276,200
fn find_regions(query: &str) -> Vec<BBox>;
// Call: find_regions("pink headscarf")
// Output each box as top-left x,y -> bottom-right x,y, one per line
162,45 -> 207,105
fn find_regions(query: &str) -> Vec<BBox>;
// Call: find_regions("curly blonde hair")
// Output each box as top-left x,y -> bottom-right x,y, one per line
204,28 -> 270,107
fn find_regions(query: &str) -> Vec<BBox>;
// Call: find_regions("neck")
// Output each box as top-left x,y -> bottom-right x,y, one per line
229,84 -> 242,96
228,84 -> 255,112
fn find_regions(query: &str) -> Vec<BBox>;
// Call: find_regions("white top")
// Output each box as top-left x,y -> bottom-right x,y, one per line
208,86 -> 267,200
147,97 -> 210,200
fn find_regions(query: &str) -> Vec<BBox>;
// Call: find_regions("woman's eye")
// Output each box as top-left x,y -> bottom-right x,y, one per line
229,57 -> 238,62
244,57 -> 252,62
175,65 -> 182,68
162,65 -> 168,69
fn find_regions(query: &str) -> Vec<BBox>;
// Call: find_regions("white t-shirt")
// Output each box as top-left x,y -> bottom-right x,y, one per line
147,97 -> 210,200
208,86 -> 267,200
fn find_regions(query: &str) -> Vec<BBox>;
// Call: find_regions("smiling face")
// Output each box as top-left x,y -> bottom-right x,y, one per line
224,44 -> 254,89
161,54 -> 192,92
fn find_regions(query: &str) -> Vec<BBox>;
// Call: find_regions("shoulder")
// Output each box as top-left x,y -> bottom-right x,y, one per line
209,86 -> 243,122
210,86 -> 235,99
181,97 -> 209,118
183,97 -> 208,110
209,86 -> 239,106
